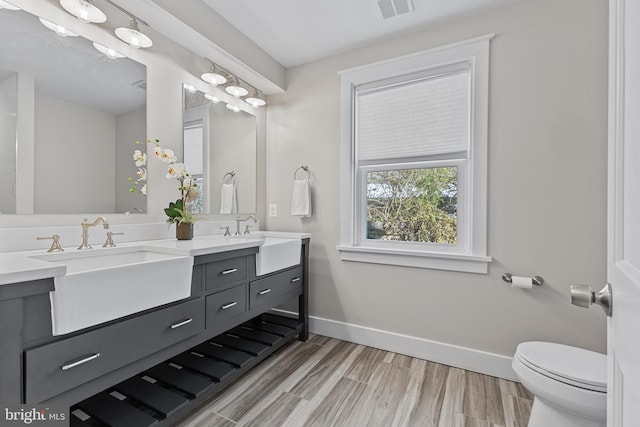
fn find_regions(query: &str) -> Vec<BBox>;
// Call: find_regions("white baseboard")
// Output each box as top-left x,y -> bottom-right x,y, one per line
273,309 -> 517,381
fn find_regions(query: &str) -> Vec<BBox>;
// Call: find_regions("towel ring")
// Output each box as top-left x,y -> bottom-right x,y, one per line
294,165 -> 310,180
223,171 -> 236,184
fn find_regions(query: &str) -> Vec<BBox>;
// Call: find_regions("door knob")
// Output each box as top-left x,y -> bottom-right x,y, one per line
570,283 -> 612,317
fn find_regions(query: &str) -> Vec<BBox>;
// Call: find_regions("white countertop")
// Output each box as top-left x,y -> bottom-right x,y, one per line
0,231 -> 310,286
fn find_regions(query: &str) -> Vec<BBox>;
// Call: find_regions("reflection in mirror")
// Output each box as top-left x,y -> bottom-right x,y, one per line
0,9 -> 147,214
183,87 -> 256,215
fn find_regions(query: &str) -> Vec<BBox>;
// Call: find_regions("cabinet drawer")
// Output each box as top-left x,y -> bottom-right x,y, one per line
205,256 -> 248,291
25,298 -> 204,404
249,266 -> 304,310
206,285 -> 247,329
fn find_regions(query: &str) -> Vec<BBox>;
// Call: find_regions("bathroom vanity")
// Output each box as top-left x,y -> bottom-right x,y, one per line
0,233 -> 309,426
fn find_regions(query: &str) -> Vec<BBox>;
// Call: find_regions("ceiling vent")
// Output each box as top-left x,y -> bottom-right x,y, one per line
377,0 -> 414,19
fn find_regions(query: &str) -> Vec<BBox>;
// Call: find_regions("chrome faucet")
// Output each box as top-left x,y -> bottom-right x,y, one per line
235,215 -> 257,235
79,216 -> 109,250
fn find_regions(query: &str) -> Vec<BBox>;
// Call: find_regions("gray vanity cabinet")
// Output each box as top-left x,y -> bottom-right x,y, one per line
0,237 -> 310,418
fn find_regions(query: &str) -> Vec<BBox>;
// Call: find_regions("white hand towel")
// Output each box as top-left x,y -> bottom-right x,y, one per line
220,182 -> 237,214
291,178 -> 311,217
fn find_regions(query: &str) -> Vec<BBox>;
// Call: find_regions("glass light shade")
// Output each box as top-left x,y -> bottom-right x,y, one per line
115,20 -> 152,49
201,71 -> 227,86
0,1 -> 20,10
226,103 -> 241,113
39,18 -> 79,37
246,91 -> 266,108
93,42 -> 125,59
60,0 -> 106,23
183,84 -> 197,93
225,84 -> 248,98
204,93 -> 221,103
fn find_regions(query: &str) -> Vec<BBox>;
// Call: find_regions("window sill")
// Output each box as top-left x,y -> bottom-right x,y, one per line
337,245 -> 491,274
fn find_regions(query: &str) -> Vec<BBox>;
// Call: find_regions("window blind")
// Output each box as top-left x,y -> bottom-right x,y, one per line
356,70 -> 470,162
183,123 -> 204,176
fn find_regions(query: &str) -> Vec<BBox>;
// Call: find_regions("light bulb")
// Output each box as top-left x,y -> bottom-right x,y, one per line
60,0 -> 107,23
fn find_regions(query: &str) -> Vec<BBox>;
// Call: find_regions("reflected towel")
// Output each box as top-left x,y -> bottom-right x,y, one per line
291,178 -> 311,217
220,182 -> 237,214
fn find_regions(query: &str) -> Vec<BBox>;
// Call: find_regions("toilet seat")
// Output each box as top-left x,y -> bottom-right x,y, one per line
515,342 -> 606,393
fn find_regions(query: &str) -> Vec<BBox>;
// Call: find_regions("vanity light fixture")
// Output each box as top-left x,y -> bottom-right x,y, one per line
115,19 -> 152,48
201,62 -> 227,87
39,17 -> 79,37
204,93 -> 221,103
60,0 -> 106,24
0,1 -> 20,10
226,103 -> 241,113
245,89 -> 266,108
92,42 -> 125,59
183,84 -> 197,93
225,77 -> 248,98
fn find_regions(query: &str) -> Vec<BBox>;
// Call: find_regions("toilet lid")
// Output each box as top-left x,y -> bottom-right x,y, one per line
516,342 -> 607,392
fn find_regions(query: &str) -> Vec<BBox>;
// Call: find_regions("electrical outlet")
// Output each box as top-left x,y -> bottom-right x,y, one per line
269,203 -> 278,217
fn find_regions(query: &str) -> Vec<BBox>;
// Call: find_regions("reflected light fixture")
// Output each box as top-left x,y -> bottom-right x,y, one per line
225,77 -> 248,98
245,89 -> 266,108
0,1 -> 20,10
226,103 -> 241,113
93,42 -> 125,59
201,62 -> 227,87
39,17 -> 79,37
60,0 -> 106,23
115,19 -> 152,48
183,84 -> 197,93
204,93 -> 221,103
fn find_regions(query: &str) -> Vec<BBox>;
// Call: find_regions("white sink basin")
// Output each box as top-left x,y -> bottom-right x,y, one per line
255,237 -> 301,276
31,247 -> 193,336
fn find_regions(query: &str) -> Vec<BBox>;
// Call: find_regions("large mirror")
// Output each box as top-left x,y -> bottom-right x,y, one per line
183,87 -> 257,215
0,9 -> 147,214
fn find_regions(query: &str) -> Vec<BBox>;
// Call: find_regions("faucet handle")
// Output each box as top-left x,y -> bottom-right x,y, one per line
103,232 -> 124,248
36,235 -> 64,252
220,226 -> 232,237
244,225 -> 253,235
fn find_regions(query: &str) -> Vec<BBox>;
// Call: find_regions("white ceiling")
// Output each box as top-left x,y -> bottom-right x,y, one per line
202,0 -> 519,68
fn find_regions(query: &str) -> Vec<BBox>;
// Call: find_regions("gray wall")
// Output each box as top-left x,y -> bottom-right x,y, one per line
266,0 -> 608,357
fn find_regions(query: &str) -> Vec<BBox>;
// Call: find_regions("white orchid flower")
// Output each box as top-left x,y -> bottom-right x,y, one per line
160,148 -> 178,164
136,167 -> 147,181
133,150 -> 146,167
153,146 -> 162,158
166,163 -> 186,178
140,184 -> 147,195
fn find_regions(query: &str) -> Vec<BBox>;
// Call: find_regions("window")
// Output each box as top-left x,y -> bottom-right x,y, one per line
338,35 -> 493,273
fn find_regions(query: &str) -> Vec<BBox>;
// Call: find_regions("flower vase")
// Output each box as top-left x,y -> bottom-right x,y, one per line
176,222 -> 193,240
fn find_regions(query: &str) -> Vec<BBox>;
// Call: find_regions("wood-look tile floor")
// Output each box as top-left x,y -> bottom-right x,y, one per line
178,335 -> 533,427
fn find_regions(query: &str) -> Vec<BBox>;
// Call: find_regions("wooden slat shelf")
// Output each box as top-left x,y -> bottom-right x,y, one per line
70,313 -> 303,426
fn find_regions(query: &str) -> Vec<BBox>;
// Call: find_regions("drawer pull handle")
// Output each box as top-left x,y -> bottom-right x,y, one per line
221,268 -> 238,275
291,277 -> 301,283
258,288 -> 272,295
61,353 -> 100,371
170,318 -> 193,329
221,301 -> 237,310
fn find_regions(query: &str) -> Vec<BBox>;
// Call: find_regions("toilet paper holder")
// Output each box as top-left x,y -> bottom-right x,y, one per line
502,273 -> 544,286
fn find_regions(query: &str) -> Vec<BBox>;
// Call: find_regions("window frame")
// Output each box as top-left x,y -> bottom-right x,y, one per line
338,35 -> 493,274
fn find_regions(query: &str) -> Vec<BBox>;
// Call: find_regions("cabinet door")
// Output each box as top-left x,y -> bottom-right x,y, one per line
205,257 -> 248,291
249,267 -> 304,310
206,285 -> 247,330
25,298 -> 204,403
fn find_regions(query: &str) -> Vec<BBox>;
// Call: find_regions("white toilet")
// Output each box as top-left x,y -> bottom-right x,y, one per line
512,341 -> 607,427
